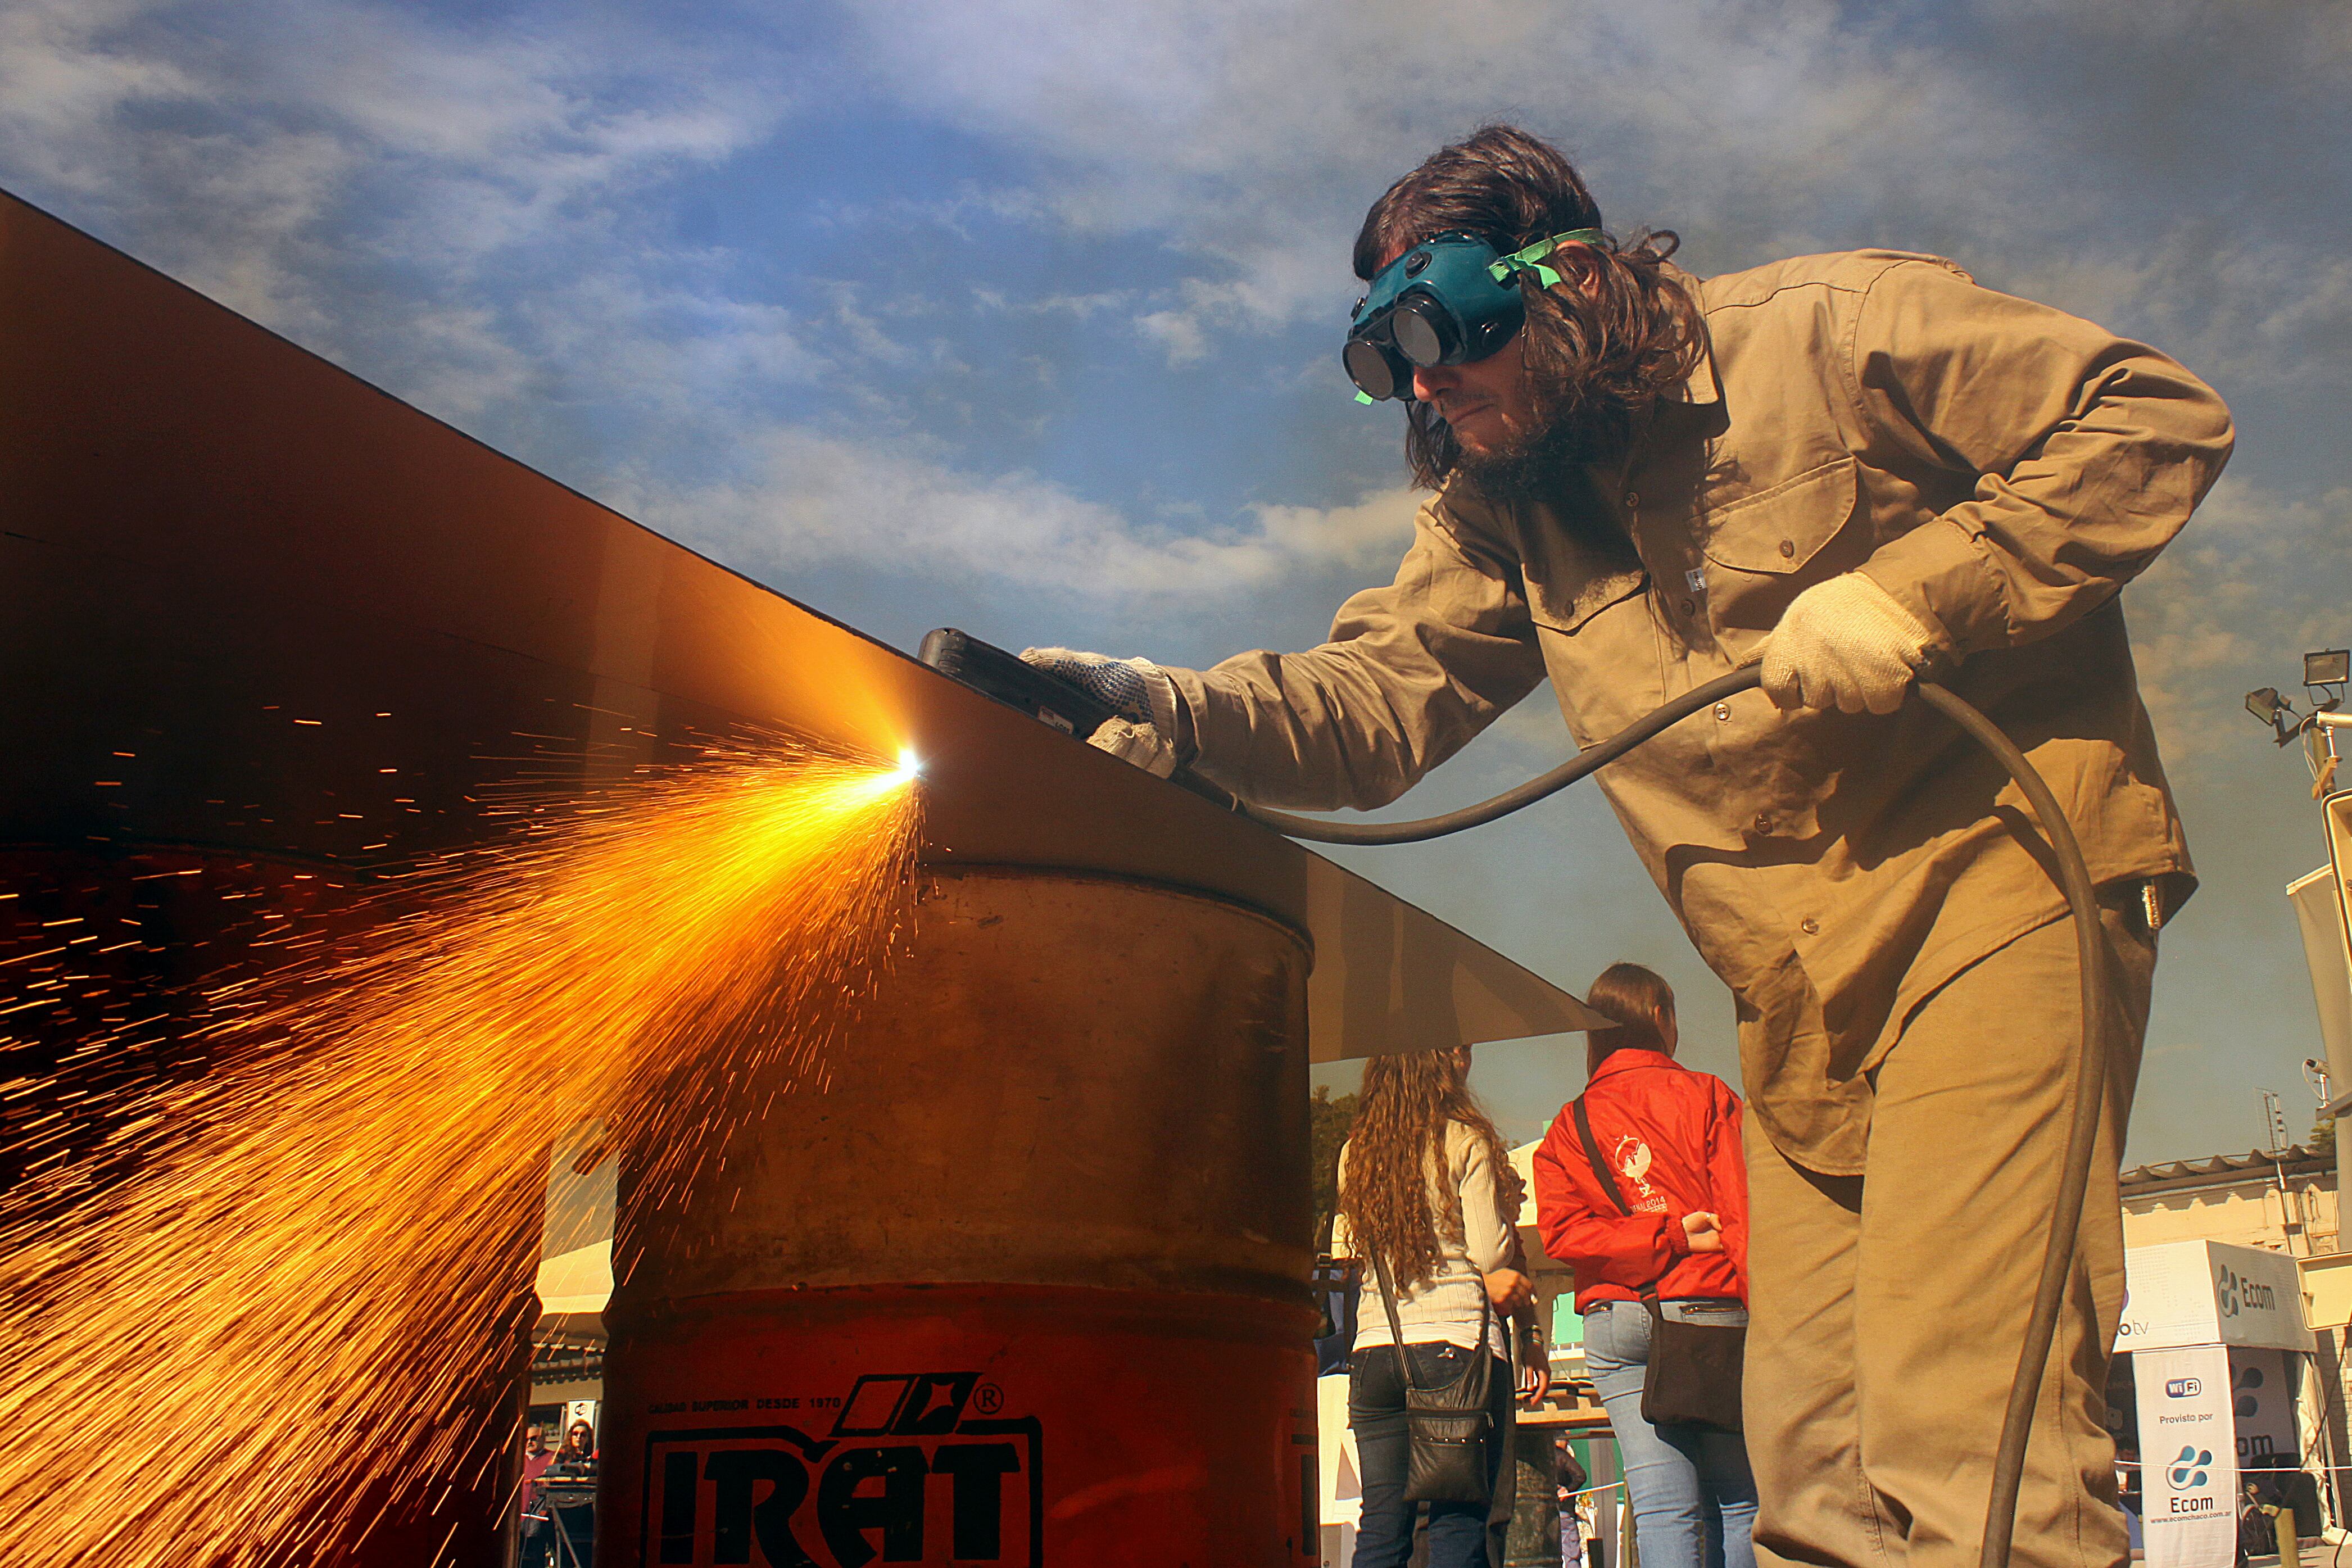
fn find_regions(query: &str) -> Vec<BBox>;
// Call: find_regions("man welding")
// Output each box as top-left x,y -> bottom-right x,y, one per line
1023,125 -> 2233,1568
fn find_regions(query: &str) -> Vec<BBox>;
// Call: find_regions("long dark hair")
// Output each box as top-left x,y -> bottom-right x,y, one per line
1338,1049 -> 1513,1291
1584,962 -> 1676,1075
1353,124 -> 1705,492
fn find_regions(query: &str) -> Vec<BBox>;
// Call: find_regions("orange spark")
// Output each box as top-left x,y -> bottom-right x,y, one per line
0,738 -> 921,1566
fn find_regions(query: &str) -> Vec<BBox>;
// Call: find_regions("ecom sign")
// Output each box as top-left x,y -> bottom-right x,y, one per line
2135,1344 -> 2237,1568
2162,1444 -> 2218,1514
2215,1260 -> 2281,1321
2117,1241 -> 2314,1355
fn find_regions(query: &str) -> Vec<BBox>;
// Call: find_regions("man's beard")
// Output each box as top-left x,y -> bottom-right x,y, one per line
1453,373 -> 1646,514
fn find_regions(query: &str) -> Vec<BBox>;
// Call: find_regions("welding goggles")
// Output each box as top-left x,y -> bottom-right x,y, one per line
1343,227 -> 1602,402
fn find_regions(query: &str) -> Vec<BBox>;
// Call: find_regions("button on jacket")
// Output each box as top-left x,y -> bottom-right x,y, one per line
1531,1050 -> 1748,1313
1166,252 -> 2233,1174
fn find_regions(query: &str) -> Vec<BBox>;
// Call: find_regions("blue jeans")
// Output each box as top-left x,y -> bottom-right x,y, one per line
1349,1340 -> 1514,1568
1582,1299 -> 1759,1568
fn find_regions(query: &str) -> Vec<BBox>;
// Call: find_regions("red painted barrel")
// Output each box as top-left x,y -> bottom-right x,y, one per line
599,867 -> 1318,1567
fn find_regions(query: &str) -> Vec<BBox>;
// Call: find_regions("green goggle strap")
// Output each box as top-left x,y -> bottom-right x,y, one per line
1487,227 -> 1604,292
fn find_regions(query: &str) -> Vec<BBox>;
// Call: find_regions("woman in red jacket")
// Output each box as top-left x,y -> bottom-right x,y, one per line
1533,964 -> 1756,1568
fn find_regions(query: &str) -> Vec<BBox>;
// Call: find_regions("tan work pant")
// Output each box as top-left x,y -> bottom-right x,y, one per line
1745,905 -> 2155,1568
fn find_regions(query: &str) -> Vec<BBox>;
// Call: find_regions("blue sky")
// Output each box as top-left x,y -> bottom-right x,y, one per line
6,0 -> 2349,1160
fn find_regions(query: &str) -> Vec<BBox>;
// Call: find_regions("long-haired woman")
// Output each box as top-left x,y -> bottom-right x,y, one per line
543,1417 -> 600,1563
1336,1045 -> 1544,1568
554,1420 -> 595,1469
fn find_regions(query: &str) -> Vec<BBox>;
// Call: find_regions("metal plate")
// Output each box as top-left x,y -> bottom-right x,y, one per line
0,189 -> 1598,1060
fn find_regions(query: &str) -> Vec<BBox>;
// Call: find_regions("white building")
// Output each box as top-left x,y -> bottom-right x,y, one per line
2119,1143 -> 2352,1564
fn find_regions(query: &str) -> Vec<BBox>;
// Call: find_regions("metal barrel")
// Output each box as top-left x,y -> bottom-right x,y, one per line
597,865 -> 1319,1567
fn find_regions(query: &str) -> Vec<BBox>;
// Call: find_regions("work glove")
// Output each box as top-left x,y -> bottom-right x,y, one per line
1018,647 -> 1181,778
1759,572 -> 1936,715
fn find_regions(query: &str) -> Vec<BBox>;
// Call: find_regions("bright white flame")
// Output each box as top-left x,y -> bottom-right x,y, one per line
894,747 -> 923,781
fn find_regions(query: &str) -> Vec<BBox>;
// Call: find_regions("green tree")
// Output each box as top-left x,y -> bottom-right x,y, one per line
1310,1084 -> 1361,1253
2313,1113 -> 2336,1155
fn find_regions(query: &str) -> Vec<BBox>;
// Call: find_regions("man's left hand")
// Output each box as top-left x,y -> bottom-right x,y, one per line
1760,572 -> 1935,715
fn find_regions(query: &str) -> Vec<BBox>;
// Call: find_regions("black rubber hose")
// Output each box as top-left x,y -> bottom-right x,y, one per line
1911,683 -> 2113,1568
1238,670 -> 2111,1568
1235,665 -> 1767,846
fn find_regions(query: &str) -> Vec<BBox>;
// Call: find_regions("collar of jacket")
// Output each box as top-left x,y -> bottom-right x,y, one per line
1652,260 -> 1728,441
1587,1047 -> 1683,1087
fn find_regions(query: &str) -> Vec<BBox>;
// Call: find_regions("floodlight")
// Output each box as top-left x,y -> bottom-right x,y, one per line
2307,649 -> 2350,687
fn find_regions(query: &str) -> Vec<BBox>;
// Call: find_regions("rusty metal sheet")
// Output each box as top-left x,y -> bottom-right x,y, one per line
0,189 -> 1599,1060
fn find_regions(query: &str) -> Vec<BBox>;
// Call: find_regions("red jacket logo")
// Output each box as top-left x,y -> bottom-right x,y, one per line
1612,1134 -> 1667,1212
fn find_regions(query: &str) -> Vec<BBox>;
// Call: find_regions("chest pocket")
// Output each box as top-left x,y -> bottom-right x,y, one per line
1700,456 -> 1866,647
1700,456 -> 1861,575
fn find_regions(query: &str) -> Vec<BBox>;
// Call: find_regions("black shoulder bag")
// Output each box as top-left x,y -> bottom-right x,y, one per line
1367,1247 -> 1497,1505
1571,1095 -> 1744,1433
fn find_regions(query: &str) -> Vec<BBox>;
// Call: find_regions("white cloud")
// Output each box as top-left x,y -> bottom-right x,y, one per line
833,0 -> 2352,385
1134,307 -> 1207,366
0,1 -> 196,189
0,0 -> 787,335
383,302 -> 540,419
835,0 -> 1977,303
641,425 -> 1420,601
973,286 -> 1131,319
2127,476 -> 2348,772
2010,240 -> 2352,398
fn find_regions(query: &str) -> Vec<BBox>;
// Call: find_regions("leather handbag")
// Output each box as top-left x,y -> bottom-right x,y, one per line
1571,1095 -> 1745,1433
1367,1246 -> 1497,1505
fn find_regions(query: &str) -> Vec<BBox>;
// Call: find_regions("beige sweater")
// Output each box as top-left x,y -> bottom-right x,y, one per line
1335,1120 -> 1519,1358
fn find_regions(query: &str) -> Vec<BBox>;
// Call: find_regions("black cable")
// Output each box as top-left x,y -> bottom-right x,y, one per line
1911,684 -> 2113,1568
1238,671 -> 2113,1568
1235,667 -> 1766,846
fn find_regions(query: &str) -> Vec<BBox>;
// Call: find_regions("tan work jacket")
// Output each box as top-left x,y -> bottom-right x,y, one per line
1169,251 -> 2233,1173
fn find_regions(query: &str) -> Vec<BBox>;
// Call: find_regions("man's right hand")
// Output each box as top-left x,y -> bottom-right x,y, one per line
1681,1211 -> 1725,1254
1019,647 -> 1180,778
